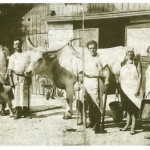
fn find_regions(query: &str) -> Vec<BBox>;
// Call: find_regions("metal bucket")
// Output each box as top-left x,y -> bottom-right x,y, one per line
109,101 -> 123,123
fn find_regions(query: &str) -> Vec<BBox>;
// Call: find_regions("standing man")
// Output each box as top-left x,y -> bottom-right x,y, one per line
84,40 -> 110,133
8,38 -> 31,119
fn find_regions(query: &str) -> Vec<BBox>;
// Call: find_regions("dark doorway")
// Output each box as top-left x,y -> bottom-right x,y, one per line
74,17 -> 130,48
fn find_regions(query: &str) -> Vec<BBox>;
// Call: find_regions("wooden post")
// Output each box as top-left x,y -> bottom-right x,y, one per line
81,4 -> 86,127
101,86 -> 108,133
27,76 -> 32,119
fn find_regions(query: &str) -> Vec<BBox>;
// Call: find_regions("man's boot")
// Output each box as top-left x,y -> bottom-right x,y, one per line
22,106 -> 30,118
1,102 -> 7,116
94,123 -> 101,134
1,109 -> 6,116
86,104 -> 96,128
14,106 -> 22,119
94,110 -> 102,134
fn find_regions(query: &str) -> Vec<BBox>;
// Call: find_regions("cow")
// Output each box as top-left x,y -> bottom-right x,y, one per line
11,37 -> 139,121
9,37 -> 144,135
0,45 -> 14,117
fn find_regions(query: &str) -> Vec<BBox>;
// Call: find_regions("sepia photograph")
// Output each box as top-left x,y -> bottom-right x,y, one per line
0,0 -> 150,146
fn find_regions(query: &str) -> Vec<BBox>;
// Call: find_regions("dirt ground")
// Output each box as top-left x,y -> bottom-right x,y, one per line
0,94 -> 150,146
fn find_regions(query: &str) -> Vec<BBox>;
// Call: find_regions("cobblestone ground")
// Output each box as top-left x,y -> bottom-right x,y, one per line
0,94 -> 150,146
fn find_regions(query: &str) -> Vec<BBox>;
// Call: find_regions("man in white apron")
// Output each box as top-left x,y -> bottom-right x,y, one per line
119,47 -> 143,135
8,38 -> 31,119
84,40 -> 110,133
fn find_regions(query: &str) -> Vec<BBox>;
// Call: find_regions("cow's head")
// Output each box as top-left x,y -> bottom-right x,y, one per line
25,49 -> 57,76
25,36 -> 81,76
24,36 -> 58,76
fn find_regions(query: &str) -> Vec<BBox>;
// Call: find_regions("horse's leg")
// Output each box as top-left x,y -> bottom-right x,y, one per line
63,85 -> 74,119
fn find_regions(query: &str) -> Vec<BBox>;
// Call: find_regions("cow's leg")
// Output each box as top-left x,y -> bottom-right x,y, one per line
130,114 -> 136,135
6,101 -> 14,117
63,86 -> 74,119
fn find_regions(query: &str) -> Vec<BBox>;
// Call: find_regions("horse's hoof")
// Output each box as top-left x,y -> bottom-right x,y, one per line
63,115 -> 72,119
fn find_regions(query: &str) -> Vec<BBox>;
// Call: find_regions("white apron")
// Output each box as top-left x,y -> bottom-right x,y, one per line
145,65 -> 150,97
120,63 -> 143,109
83,52 -> 103,110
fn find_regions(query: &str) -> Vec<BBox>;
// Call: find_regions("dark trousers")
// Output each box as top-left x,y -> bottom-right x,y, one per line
89,101 -> 101,125
2,102 -> 6,110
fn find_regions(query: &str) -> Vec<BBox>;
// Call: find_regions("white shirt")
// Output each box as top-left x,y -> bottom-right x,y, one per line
8,51 -> 31,74
84,51 -> 102,76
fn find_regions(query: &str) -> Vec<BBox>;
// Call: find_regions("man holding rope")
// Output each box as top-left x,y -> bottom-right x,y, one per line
8,38 -> 31,119
84,40 -> 110,133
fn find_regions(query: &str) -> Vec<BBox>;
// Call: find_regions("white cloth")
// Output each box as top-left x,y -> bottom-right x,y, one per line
8,51 -> 31,107
13,76 -> 31,107
84,51 -> 102,77
146,65 -> 150,97
84,52 -> 103,110
84,77 -> 99,103
120,63 -> 143,109
8,51 -> 30,74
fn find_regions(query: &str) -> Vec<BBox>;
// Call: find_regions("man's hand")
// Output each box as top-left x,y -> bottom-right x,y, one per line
10,84 -> 15,89
74,87 -> 80,91
134,89 -> 140,96
134,90 -> 140,97
104,82 -> 109,89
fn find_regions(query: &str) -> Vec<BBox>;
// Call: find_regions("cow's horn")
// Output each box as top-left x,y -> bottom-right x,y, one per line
26,36 -> 36,49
